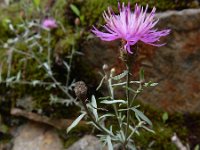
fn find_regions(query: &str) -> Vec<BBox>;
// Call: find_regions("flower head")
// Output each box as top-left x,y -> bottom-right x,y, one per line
92,3 -> 170,54
42,18 -> 57,29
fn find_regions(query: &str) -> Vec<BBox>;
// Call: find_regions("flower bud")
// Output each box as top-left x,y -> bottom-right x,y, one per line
110,68 -> 116,77
74,81 -> 87,101
102,64 -> 109,71
75,18 -> 80,26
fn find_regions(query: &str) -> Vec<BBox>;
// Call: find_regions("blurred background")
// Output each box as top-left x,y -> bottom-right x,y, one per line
0,0 -> 200,150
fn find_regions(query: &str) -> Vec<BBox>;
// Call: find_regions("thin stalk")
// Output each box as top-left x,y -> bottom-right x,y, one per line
130,85 -> 142,107
7,49 -> 13,79
112,81 -> 141,87
127,122 -> 144,141
13,48 -> 33,57
66,46 -> 75,87
108,76 -> 121,128
125,84 -> 142,145
129,44 -> 141,107
125,64 -> 131,142
14,43 -> 74,101
31,51 -> 74,100
47,31 -> 51,67
0,80 -> 60,86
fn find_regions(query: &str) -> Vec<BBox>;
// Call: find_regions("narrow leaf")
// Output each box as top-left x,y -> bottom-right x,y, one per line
33,0 -> 40,7
128,124 -> 136,133
67,113 -> 85,133
63,61 -> 70,71
43,62 -> 52,75
123,86 -> 137,93
118,108 -> 129,111
141,125 -> 155,134
0,65 -> 2,82
135,113 -> 141,122
16,71 -> 21,81
101,100 -> 126,105
98,114 -> 115,120
80,15 -> 85,22
112,70 -> 128,80
106,136 -> 113,150
119,105 -> 140,111
144,81 -> 158,87
6,76 -> 15,82
112,81 -> 141,87
127,143 -> 137,150
140,68 -> 144,82
87,121 -> 101,131
120,130 -> 125,141
96,76 -> 105,91
32,80 -> 40,86
131,108 -> 152,126
194,145 -> 199,150
91,95 -> 98,121
150,83 -> 158,86
162,112 -> 168,123
70,4 -> 80,17
109,126 -> 113,133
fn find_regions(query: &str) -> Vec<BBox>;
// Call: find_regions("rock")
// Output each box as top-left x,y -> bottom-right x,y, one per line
82,8 -> 200,113
67,135 -> 105,150
0,142 -> 12,150
12,122 -> 63,150
142,9 -> 200,113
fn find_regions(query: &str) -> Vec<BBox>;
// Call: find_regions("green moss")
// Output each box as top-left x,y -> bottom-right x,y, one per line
129,102 -> 189,149
79,0 -> 198,28
0,0 -> 81,118
64,136 -> 80,148
0,1 -> 200,148
0,4 -> 22,42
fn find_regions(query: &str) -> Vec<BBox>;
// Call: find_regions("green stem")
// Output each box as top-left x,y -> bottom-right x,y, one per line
108,75 -> 121,128
125,81 -> 142,144
66,46 -> 75,87
125,64 -> 131,142
32,52 -> 74,100
13,48 -> 74,100
47,31 -> 51,67
130,85 -> 142,107
7,48 -> 13,79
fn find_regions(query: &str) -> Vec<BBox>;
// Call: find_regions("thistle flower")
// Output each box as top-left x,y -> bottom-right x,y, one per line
92,3 -> 170,54
42,18 -> 57,29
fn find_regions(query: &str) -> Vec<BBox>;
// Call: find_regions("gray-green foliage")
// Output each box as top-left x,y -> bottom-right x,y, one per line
68,65 -> 158,149
0,0 -> 82,108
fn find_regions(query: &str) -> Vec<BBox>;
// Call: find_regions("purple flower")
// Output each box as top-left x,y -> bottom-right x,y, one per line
92,3 -> 170,54
42,18 -> 57,29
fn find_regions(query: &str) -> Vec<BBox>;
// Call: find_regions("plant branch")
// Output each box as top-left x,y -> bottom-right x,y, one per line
125,63 -> 131,146
107,73 -> 121,129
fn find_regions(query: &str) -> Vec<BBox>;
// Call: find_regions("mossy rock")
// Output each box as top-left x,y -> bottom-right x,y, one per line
0,0 -> 81,118
0,0 -> 198,117
78,0 -> 199,28
0,1 -> 200,149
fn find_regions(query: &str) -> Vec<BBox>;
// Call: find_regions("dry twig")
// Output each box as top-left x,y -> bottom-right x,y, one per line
11,108 -> 86,130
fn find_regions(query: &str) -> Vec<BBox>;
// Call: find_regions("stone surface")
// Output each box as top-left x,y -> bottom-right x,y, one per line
141,9 -> 200,113
82,8 -> 200,113
67,135 -> 105,150
0,142 -> 12,150
12,122 -> 63,150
